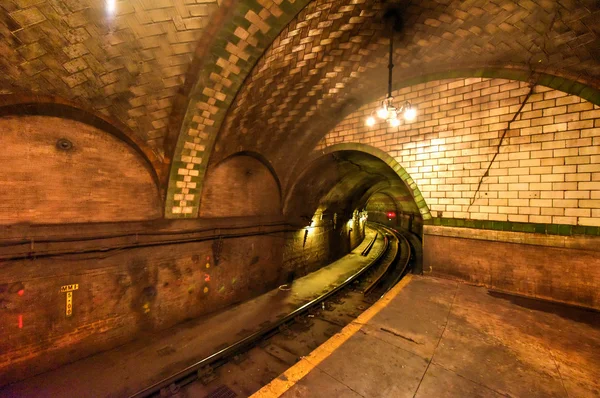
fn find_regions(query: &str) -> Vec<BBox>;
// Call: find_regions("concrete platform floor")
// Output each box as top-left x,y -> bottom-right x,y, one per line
256,276 -> 600,398
1,230 -> 384,397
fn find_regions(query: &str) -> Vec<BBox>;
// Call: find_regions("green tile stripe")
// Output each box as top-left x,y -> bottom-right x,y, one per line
166,0 -> 310,218
426,217 -> 600,237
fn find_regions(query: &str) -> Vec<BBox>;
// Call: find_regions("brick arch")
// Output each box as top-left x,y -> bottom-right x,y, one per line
198,151 -> 283,217
306,143 -> 432,220
165,0 -> 311,218
0,95 -> 161,191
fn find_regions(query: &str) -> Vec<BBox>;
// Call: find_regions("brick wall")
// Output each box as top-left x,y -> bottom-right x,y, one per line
424,226 -> 600,309
318,77 -> 600,227
283,214 -> 365,279
0,115 -> 161,224
0,229 -> 285,385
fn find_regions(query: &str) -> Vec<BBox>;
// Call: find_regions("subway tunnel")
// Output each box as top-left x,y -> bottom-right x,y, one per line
1,0 -> 599,396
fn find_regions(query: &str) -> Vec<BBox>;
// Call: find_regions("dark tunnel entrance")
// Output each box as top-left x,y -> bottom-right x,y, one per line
285,150 -> 424,234
284,149 -> 425,274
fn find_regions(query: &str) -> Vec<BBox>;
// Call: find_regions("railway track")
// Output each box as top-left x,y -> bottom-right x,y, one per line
130,224 -> 414,398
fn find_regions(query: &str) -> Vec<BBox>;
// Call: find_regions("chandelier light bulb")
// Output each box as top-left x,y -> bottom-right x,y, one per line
366,116 -> 376,127
390,117 -> 401,127
376,106 -> 389,119
404,107 -> 417,121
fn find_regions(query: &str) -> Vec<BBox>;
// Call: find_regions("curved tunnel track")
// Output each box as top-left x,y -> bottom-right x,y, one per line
363,226 -> 411,302
131,224 -> 415,398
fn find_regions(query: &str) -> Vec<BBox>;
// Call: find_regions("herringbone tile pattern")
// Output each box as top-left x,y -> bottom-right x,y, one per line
0,0 -> 218,155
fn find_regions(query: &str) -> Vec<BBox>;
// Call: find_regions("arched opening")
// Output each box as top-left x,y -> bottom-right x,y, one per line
284,148 -> 426,275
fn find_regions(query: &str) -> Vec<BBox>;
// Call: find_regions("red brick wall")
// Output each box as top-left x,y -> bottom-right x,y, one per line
283,215 -> 365,279
423,228 -> 600,309
0,116 -> 161,224
200,154 -> 281,217
0,231 -> 284,385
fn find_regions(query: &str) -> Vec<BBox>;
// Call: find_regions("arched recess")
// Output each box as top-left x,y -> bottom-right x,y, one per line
0,95 -> 162,187
199,152 -> 282,218
0,114 -> 162,224
287,143 -> 431,221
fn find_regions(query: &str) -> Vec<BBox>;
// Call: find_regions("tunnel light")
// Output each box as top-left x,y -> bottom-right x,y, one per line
106,0 -> 116,14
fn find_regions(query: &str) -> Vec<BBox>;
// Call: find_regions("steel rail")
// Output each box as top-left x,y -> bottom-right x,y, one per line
360,232 -> 378,256
364,224 -> 412,298
129,224 -> 392,398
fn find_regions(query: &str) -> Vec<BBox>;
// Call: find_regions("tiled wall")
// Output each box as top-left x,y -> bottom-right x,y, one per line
318,77 -> 600,227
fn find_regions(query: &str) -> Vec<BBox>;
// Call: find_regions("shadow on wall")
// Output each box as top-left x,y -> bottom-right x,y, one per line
199,152 -> 282,217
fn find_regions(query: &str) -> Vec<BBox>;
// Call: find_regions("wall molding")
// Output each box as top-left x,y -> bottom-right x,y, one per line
424,224 -> 600,252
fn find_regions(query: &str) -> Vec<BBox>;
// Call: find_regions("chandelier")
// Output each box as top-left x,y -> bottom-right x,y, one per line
366,19 -> 416,127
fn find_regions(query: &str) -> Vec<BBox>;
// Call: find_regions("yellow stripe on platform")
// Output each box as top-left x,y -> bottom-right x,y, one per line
251,275 -> 413,398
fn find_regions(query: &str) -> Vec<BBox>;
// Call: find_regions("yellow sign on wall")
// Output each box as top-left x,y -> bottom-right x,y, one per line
61,284 -> 79,317
60,284 -> 79,293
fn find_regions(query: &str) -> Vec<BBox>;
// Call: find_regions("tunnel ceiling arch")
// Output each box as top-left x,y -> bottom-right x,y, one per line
1,0 -> 598,218
284,149 -> 422,224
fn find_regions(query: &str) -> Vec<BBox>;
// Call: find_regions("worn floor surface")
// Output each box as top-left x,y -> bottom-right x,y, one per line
269,276 -> 600,398
1,230 -> 383,397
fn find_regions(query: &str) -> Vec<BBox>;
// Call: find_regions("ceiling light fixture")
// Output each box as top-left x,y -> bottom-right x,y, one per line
366,18 -> 416,127
106,0 -> 116,15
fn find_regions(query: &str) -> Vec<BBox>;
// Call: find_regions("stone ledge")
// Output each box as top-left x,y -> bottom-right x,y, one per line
424,224 -> 600,252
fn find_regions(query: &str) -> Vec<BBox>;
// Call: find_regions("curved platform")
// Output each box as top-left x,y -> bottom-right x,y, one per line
254,276 -> 600,398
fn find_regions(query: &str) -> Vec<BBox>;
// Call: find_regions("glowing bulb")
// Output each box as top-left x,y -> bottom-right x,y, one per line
106,0 -> 116,14
390,117 -> 401,127
404,107 -> 417,121
366,116 -> 376,127
376,107 -> 389,119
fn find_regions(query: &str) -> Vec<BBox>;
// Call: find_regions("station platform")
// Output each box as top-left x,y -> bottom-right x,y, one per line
254,275 -> 600,398
1,230 -> 384,397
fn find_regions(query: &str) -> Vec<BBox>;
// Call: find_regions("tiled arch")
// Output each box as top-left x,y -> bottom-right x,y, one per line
165,0 -> 311,217
303,142 -> 432,220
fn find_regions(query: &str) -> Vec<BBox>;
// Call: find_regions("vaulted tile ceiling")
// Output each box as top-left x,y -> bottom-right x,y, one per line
1,0 -> 599,215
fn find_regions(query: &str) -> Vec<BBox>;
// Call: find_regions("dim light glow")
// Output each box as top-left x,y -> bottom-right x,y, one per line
106,0 -> 116,14
18,314 -> 23,329
376,107 -> 389,119
404,107 -> 417,121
